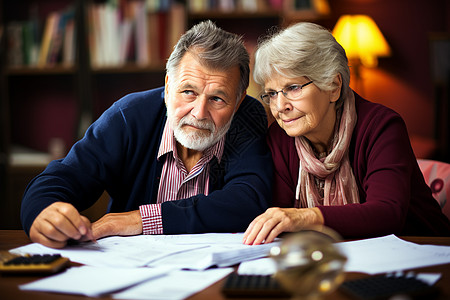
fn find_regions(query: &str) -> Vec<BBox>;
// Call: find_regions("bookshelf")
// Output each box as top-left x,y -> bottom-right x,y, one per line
0,0 -> 329,228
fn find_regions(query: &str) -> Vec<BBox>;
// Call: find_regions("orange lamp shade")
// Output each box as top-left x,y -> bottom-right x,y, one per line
332,15 -> 391,67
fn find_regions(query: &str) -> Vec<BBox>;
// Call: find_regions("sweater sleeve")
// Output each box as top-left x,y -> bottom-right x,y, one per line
20,101 -> 130,235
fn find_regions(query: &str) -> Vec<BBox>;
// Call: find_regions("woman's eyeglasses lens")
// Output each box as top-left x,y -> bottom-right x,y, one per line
260,81 -> 313,105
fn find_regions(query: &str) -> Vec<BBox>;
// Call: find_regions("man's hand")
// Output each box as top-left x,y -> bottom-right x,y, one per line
92,210 -> 143,239
29,202 -> 94,249
242,207 -> 324,245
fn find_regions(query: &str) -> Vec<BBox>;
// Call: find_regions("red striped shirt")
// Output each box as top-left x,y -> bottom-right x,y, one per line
140,121 -> 224,234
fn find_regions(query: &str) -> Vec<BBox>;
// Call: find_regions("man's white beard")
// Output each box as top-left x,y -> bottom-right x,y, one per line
169,110 -> 232,152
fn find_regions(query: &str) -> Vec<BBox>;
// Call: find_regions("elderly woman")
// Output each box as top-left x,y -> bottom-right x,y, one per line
243,22 -> 450,245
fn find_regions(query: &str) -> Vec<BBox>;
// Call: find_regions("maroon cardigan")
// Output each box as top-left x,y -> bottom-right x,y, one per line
267,92 -> 450,238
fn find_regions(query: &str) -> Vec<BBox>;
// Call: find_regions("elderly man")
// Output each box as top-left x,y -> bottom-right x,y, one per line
21,21 -> 272,248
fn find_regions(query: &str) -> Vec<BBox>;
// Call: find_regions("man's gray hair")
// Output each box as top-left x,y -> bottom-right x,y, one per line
253,22 -> 350,108
166,20 -> 250,101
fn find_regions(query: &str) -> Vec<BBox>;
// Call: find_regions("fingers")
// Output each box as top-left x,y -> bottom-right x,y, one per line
55,203 -> 89,238
29,202 -> 92,248
242,208 -> 326,246
243,208 -> 285,245
29,228 -> 68,249
245,219 -> 284,245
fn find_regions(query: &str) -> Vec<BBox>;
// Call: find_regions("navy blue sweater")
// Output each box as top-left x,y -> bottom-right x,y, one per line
21,87 -> 272,235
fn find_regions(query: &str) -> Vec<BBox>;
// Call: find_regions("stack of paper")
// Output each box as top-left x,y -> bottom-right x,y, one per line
13,233 -> 276,299
11,233 -> 279,270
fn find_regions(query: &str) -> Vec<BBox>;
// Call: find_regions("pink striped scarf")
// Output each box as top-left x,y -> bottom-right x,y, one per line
294,90 -> 360,208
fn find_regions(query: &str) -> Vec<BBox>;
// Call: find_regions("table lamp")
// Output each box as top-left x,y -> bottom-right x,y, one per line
332,15 -> 391,91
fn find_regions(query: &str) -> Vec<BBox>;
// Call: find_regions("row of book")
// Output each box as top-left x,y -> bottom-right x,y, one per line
187,0 -> 283,13
186,0 -> 329,14
88,0 -> 186,68
6,6 -> 76,68
5,0 -> 328,69
5,0 -> 186,69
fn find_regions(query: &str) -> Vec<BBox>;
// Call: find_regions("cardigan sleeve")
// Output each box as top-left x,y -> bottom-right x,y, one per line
20,101 -> 130,235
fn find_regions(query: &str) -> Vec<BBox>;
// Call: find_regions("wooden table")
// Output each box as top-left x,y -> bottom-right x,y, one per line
0,230 -> 449,300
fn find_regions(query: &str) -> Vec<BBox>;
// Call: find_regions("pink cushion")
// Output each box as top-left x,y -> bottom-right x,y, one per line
417,159 -> 450,218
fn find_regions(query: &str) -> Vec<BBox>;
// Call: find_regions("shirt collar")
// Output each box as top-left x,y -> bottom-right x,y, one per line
157,120 -> 225,164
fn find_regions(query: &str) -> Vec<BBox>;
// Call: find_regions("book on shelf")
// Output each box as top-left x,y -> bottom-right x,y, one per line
283,0 -> 330,16
37,12 -> 59,67
147,12 -> 160,65
62,17 -> 76,66
48,8 -> 76,66
133,0 -> 150,66
22,21 -> 40,66
6,22 -> 24,67
167,2 -> 186,55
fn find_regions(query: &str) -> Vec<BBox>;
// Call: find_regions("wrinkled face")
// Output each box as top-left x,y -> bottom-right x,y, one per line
265,74 -> 340,143
165,52 -> 244,151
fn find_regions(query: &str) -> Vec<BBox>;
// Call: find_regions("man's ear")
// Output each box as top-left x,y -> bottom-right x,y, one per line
330,74 -> 342,103
164,75 -> 169,105
235,91 -> 247,112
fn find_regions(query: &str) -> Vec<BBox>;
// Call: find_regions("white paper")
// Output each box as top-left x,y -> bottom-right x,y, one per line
19,266 -> 173,297
237,235 -> 450,276
336,234 -> 450,274
415,273 -> 442,285
113,268 -> 233,300
237,257 -> 277,275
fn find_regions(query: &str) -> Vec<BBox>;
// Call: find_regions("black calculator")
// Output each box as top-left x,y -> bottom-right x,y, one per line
340,274 -> 440,300
221,273 -> 291,298
0,251 -> 70,274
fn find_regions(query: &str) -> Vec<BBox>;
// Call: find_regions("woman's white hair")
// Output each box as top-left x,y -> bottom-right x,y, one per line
253,22 -> 350,108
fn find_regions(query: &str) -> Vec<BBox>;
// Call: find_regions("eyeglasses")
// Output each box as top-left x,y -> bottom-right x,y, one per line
260,81 -> 313,105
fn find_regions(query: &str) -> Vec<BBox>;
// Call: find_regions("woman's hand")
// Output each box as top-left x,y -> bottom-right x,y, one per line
242,207 -> 324,245
29,202 -> 95,249
91,210 -> 143,240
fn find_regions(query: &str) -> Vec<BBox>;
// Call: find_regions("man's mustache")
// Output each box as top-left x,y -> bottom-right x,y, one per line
179,117 -> 215,133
